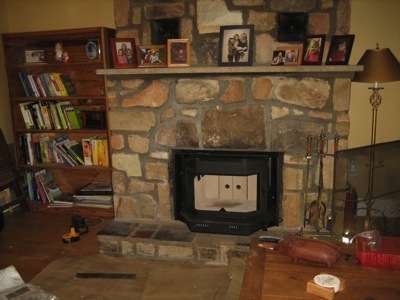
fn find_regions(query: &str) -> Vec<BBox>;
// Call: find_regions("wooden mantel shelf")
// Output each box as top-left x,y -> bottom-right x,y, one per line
96,65 -> 363,78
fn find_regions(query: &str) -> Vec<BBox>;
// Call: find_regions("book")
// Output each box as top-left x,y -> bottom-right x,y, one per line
38,171 -> 62,202
33,169 -> 47,203
97,138 -> 109,167
39,101 -> 52,129
74,182 -> 112,195
61,74 -> 76,96
34,75 -> 48,97
19,102 -> 36,129
31,103 -> 46,129
81,138 -> 93,166
18,72 -> 33,97
55,102 -> 68,129
53,135 -> 78,166
53,73 -> 68,96
48,102 -> 62,130
27,74 -> 40,97
64,139 -> 84,165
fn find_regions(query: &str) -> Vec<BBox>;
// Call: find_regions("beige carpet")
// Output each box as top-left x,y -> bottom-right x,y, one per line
30,255 -> 245,300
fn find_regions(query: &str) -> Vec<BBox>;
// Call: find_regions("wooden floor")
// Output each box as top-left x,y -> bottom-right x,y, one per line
0,209 -> 113,282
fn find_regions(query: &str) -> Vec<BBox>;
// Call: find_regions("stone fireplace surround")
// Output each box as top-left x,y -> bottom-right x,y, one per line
102,0 -> 360,231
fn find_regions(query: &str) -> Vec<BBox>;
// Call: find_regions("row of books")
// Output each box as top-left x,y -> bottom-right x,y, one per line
23,172 -> 113,209
19,100 -> 82,130
49,182 -> 113,208
18,133 -> 109,167
18,71 -> 76,98
24,169 -> 62,204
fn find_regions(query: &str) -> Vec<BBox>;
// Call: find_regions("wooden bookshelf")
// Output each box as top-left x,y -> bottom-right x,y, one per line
2,27 -> 115,214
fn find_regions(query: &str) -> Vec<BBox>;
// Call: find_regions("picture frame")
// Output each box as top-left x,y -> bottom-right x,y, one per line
271,50 -> 286,66
86,39 -> 100,60
277,46 -> 303,66
277,12 -> 307,42
218,25 -> 254,66
301,35 -> 326,65
167,39 -> 190,67
24,50 -> 46,64
137,45 -> 167,68
325,34 -> 355,65
110,38 -> 137,68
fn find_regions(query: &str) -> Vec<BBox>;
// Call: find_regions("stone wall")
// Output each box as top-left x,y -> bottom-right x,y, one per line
109,0 -> 352,229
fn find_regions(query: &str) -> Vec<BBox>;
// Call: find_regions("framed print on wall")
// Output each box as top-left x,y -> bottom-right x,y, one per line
301,35 -> 326,65
167,39 -> 190,67
326,34 -> 355,65
218,25 -> 254,66
137,45 -> 167,68
277,46 -> 303,66
110,38 -> 137,68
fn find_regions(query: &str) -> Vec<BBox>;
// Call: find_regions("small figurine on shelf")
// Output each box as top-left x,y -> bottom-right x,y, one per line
55,42 -> 69,63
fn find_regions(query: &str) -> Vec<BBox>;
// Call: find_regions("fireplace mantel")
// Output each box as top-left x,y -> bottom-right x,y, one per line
96,65 -> 363,78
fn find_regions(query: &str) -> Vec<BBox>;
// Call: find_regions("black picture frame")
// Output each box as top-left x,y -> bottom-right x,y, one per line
325,34 -> 355,65
218,25 -> 254,66
277,12 -> 307,42
301,35 -> 326,65
151,19 -> 179,45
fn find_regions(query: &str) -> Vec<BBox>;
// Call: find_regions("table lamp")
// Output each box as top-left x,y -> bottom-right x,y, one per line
352,44 -> 400,230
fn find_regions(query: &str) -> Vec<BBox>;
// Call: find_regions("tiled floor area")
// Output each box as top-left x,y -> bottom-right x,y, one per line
97,220 -> 277,265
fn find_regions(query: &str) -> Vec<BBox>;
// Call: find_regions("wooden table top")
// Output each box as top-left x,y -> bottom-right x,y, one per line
240,237 -> 400,300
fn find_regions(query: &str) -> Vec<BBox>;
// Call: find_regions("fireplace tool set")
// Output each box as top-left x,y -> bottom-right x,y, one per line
303,130 -> 339,233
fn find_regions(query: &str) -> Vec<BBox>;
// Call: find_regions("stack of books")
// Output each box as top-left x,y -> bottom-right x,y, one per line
73,182 -> 113,208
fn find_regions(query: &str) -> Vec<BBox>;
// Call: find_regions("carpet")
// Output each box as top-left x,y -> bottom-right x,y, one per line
30,255 -> 244,300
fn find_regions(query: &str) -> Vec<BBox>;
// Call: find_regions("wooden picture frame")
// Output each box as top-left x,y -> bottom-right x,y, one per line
277,46 -> 303,66
325,34 -> 355,65
110,38 -> 137,68
301,35 -> 326,65
25,50 -> 46,64
137,45 -> 167,68
218,25 -> 254,66
167,39 -> 190,67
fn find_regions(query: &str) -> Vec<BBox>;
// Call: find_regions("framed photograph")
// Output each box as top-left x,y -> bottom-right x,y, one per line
218,25 -> 254,66
167,39 -> 190,67
137,45 -> 167,68
110,38 -> 137,68
326,34 -> 355,65
86,39 -> 100,60
277,46 -> 303,66
25,50 -> 46,64
301,35 -> 326,65
271,50 -> 286,66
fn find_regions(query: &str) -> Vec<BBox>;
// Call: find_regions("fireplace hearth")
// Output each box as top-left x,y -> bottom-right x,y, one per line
171,149 -> 283,235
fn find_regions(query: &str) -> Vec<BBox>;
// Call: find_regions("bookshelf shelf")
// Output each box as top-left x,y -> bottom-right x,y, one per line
3,27 -> 115,212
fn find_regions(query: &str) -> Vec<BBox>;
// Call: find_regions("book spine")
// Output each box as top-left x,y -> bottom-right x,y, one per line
32,134 -> 43,164
82,138 -> 92,166
32,103 -> 46,129
27,74 -> 40,97
91,138 -> 99,165
19,102 -> 34,129
97,138 -> 109,167
55,102 -> 68,129
53,73 -> 68,96
18,133 -> 27,165
34,75 -> 47,97
61,74 -> 77,96
18,72 -> 33,97
25,133 -> 35,165
49,102 -> 62,130
39,101 -> 52,129
33,169 -> 47,203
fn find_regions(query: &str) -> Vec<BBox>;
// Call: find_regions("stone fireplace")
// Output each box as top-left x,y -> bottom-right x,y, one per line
105,0 -> 357,231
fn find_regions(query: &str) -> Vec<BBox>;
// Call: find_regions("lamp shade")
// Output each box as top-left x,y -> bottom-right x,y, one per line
353,47 -> 400,83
